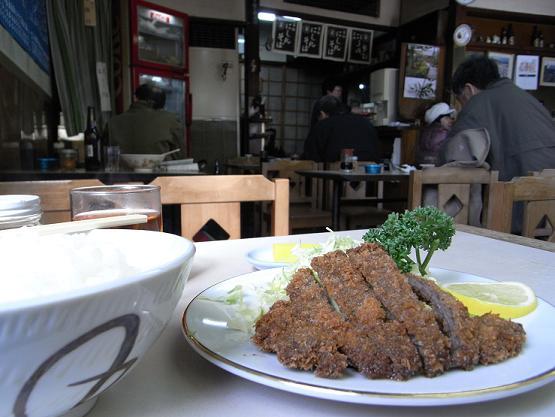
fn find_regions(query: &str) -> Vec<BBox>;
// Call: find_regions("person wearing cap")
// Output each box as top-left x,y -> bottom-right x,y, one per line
439,56 -> 555,182
417,102 -> 455,166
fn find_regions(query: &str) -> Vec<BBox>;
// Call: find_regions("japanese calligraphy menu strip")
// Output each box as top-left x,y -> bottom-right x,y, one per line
297,21 -> 324,58
272,18 -> 299,54
348,28 -> 373,64
323,25 -> 349,62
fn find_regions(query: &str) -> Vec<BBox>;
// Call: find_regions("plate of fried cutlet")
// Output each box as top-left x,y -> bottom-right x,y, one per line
183,244 -> 555,406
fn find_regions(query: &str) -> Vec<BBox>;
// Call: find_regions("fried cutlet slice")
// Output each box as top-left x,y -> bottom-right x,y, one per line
474,313 -> 526,365
406,273 -> 480,370
348,243 -> 450,377
253,268 -> 349,378
312,251 -> 422,380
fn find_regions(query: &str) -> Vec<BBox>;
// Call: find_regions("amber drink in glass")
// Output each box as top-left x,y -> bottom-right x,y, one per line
70,185 -> 162,231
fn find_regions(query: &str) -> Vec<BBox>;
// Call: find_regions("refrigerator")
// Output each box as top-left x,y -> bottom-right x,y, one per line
129,0 -> 191,154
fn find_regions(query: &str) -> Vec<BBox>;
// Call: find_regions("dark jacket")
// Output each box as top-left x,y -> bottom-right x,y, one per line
440,78 -> 555,180
105,101 -> 183,158
303,113 -> 380,162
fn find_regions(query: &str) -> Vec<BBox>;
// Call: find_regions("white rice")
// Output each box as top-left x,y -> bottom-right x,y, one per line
0,229 -> 169,305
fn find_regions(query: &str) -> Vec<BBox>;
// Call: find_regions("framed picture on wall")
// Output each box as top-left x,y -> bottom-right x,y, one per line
488,51 -> 515,79
540,57 -> 555,87
515,55 -> 539,90
402,43 -> 440,99
398,43 -> 445,120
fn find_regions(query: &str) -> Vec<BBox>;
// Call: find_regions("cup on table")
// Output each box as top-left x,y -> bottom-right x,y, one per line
70,184 -> 162,231
365,163 -> 382,174
104,145 -> 120,172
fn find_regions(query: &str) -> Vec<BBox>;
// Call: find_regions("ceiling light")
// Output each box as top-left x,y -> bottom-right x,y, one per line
257,12 -> 276,22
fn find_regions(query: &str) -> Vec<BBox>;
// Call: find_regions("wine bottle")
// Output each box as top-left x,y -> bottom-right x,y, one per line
507,24 -> 515,45
84,106 -> 102,171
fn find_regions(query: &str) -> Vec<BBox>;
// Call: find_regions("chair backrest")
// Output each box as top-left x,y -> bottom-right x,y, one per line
151,175 -> 289,239
488,176 -> 555,241
0,179 -> 104,224
409,167 -> 498,226
261,160 -> 319,206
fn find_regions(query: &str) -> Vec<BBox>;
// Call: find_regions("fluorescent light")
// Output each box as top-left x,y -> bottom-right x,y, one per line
283,15 -> 301,21
257,12 -> 275,21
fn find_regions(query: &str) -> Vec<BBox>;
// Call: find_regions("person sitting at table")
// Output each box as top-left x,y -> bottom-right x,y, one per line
438,56 -> 555,181
417,102 -> 455,166
104,83 -> 183,159
302,96 -> 380,163
309,78 -> 344,129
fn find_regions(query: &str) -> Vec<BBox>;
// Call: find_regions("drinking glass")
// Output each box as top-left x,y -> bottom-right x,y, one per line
104,146 -> 120,172
70,185 -> 162,231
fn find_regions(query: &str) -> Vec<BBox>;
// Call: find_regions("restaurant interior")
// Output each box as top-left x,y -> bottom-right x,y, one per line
2,2 -> 555,417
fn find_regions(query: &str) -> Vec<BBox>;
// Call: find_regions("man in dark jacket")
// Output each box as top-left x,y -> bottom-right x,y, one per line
439,56 -> 555,181
303,96 -> 379,162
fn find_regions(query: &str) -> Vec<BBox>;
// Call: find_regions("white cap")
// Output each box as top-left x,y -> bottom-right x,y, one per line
425,103 -> 455,125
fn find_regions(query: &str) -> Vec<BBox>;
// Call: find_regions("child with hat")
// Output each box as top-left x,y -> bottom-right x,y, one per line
416,102 -> 455,166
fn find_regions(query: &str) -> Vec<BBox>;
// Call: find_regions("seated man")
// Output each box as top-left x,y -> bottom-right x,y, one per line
303,96 -> 379,163
104,84 -> 183,158
439,56 -> 555,181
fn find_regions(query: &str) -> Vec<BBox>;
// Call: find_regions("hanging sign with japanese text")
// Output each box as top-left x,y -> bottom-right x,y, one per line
323,25 -> 349,62
297,20 -> 324,58
348,28 -> 373,64
272,18 -> 299,54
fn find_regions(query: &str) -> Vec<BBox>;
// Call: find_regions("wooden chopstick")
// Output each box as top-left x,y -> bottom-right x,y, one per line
0,214 -> 148,236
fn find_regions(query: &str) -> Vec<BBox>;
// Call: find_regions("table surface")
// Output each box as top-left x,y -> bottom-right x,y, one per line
0,169 -> 204,183
296,169 -> 409,181
90,229 -> 555,417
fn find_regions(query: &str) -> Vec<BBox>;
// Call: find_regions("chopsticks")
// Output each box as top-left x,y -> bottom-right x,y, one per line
0,214 -> 148,237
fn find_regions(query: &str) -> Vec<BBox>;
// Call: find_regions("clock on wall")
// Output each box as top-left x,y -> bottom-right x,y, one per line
453,24 -> 473,46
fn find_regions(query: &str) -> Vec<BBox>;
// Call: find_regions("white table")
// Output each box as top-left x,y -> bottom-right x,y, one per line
90,230 -> 555,417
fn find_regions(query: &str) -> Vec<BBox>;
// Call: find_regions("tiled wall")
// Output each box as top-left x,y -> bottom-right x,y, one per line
260,65 -> 324,156
242,64 -> 324,156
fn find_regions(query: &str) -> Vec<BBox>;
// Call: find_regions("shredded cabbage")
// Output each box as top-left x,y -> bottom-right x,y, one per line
201,231 -> 359,334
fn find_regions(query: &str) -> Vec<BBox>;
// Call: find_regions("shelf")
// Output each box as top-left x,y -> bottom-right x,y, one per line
466,43 -> 555,56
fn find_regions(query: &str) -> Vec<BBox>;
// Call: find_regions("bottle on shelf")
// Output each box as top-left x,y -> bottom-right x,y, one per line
507,24 -> 515,46
501,26 -> 507,45
532,26 -> 539,47
214,159 -> 221,175
84,106 -> 102,171
538,31 -> 544,48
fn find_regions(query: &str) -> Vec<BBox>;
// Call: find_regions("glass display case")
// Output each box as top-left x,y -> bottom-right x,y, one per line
130,0 -> 188,72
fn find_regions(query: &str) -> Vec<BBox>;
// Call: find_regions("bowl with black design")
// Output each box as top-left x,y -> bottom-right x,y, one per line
0,229 -> 195,417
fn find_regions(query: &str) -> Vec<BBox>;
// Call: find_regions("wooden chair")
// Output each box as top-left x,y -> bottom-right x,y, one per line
151,175 -> 289,239
262,159 -> 330,233
409,167 -> 499,226
0,179 -> 104,224
488,176 -> 555,241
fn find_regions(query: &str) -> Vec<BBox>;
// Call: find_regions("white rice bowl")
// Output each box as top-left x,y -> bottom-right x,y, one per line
0,229 -> 195,417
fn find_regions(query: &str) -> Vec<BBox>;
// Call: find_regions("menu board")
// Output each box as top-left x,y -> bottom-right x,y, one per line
348,28 -> 373,64
0,0 -> 50,73
272,18 -> 299,54
323,25 -> 349,62
297,21 -> 324,58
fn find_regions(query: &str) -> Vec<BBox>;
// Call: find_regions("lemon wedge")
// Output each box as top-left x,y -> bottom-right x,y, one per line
443,281 -> 537,319
272,243 -> 318,263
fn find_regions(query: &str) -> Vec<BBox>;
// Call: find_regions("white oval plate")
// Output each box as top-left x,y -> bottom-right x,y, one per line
182,268 -> 555,406
245,247 -> 291,270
